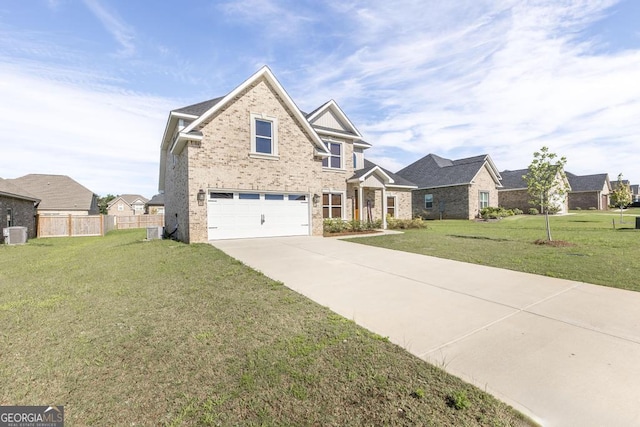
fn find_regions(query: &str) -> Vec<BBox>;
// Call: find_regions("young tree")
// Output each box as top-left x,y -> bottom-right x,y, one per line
523,146 -> 570,241
610,173 -> 632,223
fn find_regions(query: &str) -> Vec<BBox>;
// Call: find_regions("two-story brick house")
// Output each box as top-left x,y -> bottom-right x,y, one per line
158,66 -> 415,243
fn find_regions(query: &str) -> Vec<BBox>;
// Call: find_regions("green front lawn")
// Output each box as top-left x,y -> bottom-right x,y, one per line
352,210 -> 640,291
0,230 -> 533,426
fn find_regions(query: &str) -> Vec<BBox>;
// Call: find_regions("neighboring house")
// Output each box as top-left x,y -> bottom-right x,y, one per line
498,169 -> 571,214
146,193 -> 165,215
630,185 -> 639,203
8,174 -> 99,216
107,194 -> 149,216
395,153 -> 502,220
0,178 -> 40,242
158,66 -> 415,243
566,172 -> 610,210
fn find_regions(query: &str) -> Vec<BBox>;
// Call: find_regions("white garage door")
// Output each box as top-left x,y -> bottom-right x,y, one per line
207,192 -> 310,240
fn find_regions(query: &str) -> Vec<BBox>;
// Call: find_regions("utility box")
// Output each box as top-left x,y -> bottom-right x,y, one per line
3,226 -> 28,245
146,226 -> 164,240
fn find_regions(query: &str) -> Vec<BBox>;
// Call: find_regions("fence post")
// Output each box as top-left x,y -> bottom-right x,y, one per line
100,214 -> 104,236
68,214 -> 72,237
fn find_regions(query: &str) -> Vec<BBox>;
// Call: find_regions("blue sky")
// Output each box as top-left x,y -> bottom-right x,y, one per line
1,0 -> 639,197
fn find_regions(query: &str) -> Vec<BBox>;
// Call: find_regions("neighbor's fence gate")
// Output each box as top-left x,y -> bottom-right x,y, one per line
36,215 -> 164,237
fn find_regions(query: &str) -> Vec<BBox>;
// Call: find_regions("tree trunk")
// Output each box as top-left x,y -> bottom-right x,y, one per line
545,211 -> 552,241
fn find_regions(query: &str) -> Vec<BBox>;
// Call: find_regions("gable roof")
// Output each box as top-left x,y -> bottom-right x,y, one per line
348,160 -> 417,188
396,154 -> 502,189
8,174 -> 96,211
107,194 -> 149,208
0,178 -> 40,202
306,99 -> 363,141
565,172 -> 610,192
159,66 -> 333,192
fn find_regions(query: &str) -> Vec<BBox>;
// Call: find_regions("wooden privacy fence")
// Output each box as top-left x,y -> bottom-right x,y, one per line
37,214 -> 164,237
111,215 -> 164,230
37,215 -> 104,237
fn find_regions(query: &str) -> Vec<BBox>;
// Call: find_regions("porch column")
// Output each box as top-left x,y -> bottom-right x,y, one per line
382,187 -> 387,229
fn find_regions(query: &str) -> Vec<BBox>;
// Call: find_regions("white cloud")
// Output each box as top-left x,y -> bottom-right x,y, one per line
289,0 -> 640,184
82,0 -> 136,57
0,63 -> 174,197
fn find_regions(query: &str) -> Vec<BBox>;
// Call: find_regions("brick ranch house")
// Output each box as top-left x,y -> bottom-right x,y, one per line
395,153 -> 503,219
0,178 -> 40,243
498,169 -> 571,213
158,66 -> 416,243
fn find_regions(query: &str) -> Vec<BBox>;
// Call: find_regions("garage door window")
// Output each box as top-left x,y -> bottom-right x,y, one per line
322,193 -> 342,218
265,194 -> 284,200
210,192 -> 233,199
239,193 -> 260,200
288,194 -> 306,201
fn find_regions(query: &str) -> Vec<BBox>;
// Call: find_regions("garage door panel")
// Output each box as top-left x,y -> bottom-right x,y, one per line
207,192 -> 310,240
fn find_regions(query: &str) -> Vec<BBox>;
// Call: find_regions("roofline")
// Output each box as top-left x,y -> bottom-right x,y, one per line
0,191 -> 40,202
314,128 -> 363,141
413,183 -> 472,191
181,66 -> 329,156
386,184 -> 418,189
353,141 -> 371,148
498,187 -> 527,191
170,131 -> 204,154
306,99 -> 363,140
347,166 -> 394,185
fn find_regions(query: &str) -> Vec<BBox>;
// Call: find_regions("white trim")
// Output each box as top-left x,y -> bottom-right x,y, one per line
386,194 -> 397,218
183,66 -> 329,155
307,99 -> 363,140
250,113 -> 279,156
347,166 -> 394,185
322,139 -> 344,170
321,190 -> 346,220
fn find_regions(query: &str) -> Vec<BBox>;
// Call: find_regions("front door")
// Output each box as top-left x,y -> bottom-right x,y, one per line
353,189 -> 359,220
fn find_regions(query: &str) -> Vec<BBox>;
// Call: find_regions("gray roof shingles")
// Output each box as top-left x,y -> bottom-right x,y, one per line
8,174 -> 96,211
396,154 -> 491,189
172,97 -> 225,116
499,169 -> 529,190
0,178 -> 40,201
565,172 -> 609,192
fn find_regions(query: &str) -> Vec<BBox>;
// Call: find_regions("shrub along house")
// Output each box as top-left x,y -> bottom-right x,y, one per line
0,178 -> 40,242
158,66 -> 415,243
395,153 -> 502,219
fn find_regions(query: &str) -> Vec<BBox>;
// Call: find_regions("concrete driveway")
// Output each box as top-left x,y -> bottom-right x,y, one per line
212,236 -> 640,426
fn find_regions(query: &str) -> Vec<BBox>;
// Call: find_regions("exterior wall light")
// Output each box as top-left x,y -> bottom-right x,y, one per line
312,193 -> 320,206
197,189 -> 206,206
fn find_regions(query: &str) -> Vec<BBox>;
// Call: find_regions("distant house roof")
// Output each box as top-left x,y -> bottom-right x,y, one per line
146,193 -> 165,206
499,169 -> 529,190
565,172 -> 610,192
348,160 -> 417,188
108,194 -> 149,208
396,154 -> 502,189
8,174 -> 97,211
0,178 -> 40,202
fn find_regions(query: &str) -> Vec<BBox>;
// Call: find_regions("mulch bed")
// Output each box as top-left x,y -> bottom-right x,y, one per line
533,239 -> 573,247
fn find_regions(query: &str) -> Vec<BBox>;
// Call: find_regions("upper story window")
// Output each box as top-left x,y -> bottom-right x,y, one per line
353,152 -> 357,169
250,113 -> 278,158
322,141 -> 342,169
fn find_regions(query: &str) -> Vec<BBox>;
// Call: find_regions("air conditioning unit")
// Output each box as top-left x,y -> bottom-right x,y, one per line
3,226 -> 28,245
146,226 -> 164,240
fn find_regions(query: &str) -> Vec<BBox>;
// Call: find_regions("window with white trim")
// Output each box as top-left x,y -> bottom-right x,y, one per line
386,196 -> 396,217
322,141 -> 342,169
250,113 -> 278,156
424,194 -> 433,209
479,191 -> 490,209
322,193 -> 342,218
